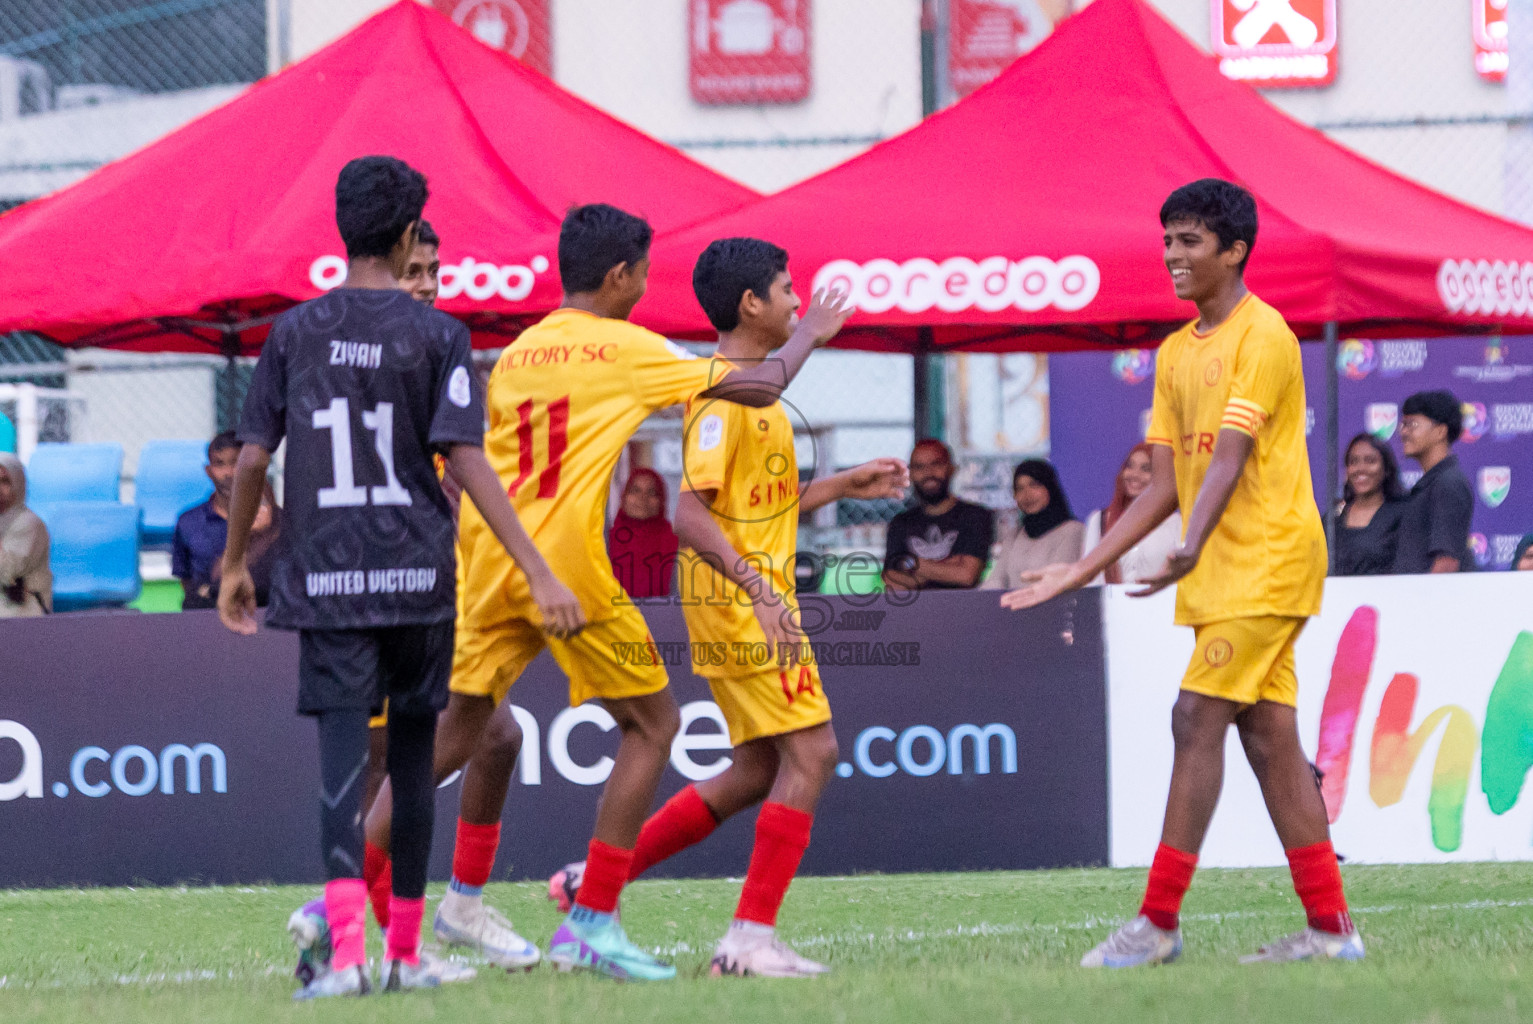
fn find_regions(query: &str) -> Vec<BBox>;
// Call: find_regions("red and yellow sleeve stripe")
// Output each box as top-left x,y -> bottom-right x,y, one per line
1220,397 -> 1269,438
1145,434 -> 1175,448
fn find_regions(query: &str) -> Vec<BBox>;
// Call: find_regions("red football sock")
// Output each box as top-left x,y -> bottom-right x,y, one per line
630,785 -> 720,880
1286,840 -> 1353,934
735,802 -> 813,927
385,895 -> 426,966
363,842 -> 392,929
574,839 -> 634,915
324,878 -> 368,971
1139,843 -> 1198,931
452,819 -> 501,889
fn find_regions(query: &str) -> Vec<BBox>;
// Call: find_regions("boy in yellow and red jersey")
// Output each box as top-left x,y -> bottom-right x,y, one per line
1003,179 -> 1363,967
549,238 -> 906,978
366,205 -> 852,981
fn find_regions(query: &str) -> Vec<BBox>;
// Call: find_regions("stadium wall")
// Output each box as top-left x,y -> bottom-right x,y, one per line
0,590 -> 1108,888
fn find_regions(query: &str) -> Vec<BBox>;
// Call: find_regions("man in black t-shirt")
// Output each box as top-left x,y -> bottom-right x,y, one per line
882,439 -> 995,590
219,156 -> 582,998
1394,389 -> 1474,574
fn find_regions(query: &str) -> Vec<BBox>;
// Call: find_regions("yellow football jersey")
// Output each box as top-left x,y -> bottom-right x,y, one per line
457,309 -> 716,627
678,360 -> 813,677
1145,293 -> 1325,626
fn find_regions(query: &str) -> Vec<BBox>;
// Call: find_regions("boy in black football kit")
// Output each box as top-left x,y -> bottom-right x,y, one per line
218,156 -> 582,999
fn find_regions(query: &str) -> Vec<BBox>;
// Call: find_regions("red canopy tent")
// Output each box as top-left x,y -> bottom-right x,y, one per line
0,1 -> 754,354
643,0 -> 1533,354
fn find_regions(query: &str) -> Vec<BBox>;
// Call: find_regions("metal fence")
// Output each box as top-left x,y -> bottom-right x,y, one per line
0,0 -> 1525,561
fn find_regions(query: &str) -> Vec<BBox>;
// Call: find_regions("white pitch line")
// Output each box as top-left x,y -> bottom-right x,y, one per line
4,897 -> 1532,991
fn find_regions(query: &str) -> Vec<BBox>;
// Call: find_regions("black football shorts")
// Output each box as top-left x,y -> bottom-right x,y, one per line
297,621 -> 453,717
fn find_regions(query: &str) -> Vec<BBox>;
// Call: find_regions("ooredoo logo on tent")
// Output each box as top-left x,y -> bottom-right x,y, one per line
1437,259 -> 1533,317
813,255 -> 1100,316
309,254 -> 551,303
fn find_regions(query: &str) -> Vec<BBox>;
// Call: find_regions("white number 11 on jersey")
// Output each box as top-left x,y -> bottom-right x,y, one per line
312,397 -> 412,508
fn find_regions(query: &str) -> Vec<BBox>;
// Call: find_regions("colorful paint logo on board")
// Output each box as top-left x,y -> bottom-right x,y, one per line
1112,349 -> 1154,385
1338,338 -> 1377,380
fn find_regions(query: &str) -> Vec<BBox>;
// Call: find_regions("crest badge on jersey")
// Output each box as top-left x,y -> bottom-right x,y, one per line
448,366 -> 473,408
698,414 -> 725,452
1478,466 -> 1511,509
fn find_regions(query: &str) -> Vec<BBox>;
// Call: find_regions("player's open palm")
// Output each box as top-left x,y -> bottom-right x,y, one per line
843,458 -> 909,501
999,562 -> 1079,611
799,288 -> 854,346
532,574 -> 586,639
216,564 -> 258,636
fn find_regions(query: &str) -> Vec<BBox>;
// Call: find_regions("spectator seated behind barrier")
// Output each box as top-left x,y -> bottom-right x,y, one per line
1334,433 -> 1406,577
0,409 -> 15,454
882,439 -> 994,591
1513,533 -> 1533,572
984,458 -> 1084,591
0,452 -> 52,616
1083,443 -> 1180,585
1393,390 -> 1474,575
172,432 -> 281,609
608,467 -> 678,598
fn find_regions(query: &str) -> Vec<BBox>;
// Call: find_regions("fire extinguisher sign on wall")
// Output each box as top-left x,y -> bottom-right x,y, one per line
689,0 -> 812,105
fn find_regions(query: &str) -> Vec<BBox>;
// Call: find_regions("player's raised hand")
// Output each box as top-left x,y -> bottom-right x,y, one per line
798,288 -> 854,347
841,458 -> 909,501
999,562 -> 1081,612
531,571 -> 587,639
216,562 -> 259,636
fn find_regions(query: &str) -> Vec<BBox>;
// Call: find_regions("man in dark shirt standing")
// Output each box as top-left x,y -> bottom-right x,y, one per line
171,431 -> 238,609
1393,389 -> 1474,574
218,156 -> 582,998
882,439 -> 995,590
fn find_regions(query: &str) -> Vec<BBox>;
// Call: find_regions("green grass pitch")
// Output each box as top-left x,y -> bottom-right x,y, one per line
3,863 -> 1532,1023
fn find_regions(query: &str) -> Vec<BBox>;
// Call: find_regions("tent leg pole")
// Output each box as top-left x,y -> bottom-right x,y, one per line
1324,321 -> 1339,575
219,330 -> 240,433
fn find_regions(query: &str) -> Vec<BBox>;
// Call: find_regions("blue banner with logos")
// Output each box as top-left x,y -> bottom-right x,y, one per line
0,591 -> 1108,887
1051,335 -> 1533,570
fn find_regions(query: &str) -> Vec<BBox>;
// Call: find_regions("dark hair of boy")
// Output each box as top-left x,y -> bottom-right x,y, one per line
208,430 -> 240,460
558,204 -> 653,293
692,237 -> 790,332
1159,178 -> 1259,271
1402,390 -> 1463,443
335,156 -> 429,260
415,219 -> 440,249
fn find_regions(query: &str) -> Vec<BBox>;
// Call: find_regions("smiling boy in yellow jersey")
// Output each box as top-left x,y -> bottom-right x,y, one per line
1003,180 -> 1362,967
547,238 -> 906,979
367,204 -> 852,982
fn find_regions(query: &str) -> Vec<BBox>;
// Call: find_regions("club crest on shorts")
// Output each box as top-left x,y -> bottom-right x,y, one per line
1204,638 -> 1234,667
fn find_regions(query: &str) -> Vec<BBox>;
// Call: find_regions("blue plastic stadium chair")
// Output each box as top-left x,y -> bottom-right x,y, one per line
136,439 -> 214,547
34,501 -> 142,611
26,442 -> 124,504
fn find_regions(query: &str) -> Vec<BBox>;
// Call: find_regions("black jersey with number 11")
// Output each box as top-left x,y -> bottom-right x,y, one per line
238,288 -> 484,630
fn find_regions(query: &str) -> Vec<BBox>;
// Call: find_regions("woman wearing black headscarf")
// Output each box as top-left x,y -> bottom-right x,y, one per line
983,458 -> 1084,590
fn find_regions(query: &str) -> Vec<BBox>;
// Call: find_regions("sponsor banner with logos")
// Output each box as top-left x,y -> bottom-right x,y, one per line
1104,574 -> 1533,867
0,593 -> 1107,887
1052,335 -> 1533,569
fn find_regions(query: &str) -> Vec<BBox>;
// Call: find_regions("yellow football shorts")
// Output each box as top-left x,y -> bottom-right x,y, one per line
1180,616 -> 1307,707
451,601 -> 669,707
708,661 -> 832,747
